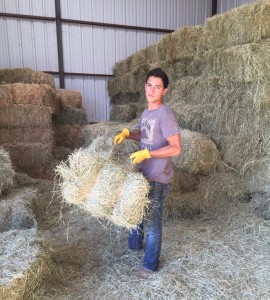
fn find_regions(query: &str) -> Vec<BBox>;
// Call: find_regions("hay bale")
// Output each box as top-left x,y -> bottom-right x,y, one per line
0,228 -> 55,300
113,57 -> 132,77
197,170 -> 249,216
84,165 -> 127,218
170,26 -> 204,61
241,159 -> 270,194
156,33 -> 173,62
111,92 -> 142,105
55,148 -> 103,205
10,83 -> 61,113
110,104 -> 137,122
203,39 -> 270,83
165,191 -> 202,219
53,146 -> 73,161
204,0 -> 270,49
4,143 -> 53,178
130,48 -> 146,69
0,127 -> 53,145
0,148 -> 14,194
172,129 -> 220,174
110,173 -> 150,229
53,124 -> 84,149
171,167 -> 200,193
56,139 -> 150,229
0,85 -> 12,109
145,44 -> 158,65
0,67 -> 55,88
57,89 -> 83,109
53,108 -> 88,125
0,105 -> 52,128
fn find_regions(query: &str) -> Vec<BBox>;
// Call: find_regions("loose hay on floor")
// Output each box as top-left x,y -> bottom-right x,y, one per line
0,228 -> 57,300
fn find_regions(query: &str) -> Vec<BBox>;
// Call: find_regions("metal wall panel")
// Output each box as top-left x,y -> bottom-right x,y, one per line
0,0 -> 55,17
217,0 -> 256,13
60,0 -> 212,29
0,18 -> 58,71
0,0 -> 213,121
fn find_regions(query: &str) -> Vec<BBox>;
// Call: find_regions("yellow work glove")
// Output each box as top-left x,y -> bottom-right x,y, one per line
114,128 -> 130,144
129,149 -> 151,165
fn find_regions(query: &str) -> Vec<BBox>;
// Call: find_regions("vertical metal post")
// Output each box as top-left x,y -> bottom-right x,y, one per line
212,0 -> 218,16
55,0 -> 65,88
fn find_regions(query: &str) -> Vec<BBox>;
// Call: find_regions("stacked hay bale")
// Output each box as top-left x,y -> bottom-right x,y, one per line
0,68 -> 89,178
106,0 -> 270,219
53,89 -> 88,160
108,26 -> 203,122
56,136 -> 149,229
0,77 -> 59,178
170,0 -> 270,195
0,148 -> 15,195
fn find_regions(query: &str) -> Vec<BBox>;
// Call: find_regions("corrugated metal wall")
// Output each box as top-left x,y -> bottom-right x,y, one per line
1,0 -> 254,121
217,0 -> 256,13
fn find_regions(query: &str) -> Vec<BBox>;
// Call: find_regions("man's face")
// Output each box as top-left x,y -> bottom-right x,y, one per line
145,76 -> 168,104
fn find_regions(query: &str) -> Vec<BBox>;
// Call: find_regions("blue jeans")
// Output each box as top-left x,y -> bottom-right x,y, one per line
128,181 -> 170,271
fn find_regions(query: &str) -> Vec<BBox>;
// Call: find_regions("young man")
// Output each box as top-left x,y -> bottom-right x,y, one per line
114,68 -> 181,277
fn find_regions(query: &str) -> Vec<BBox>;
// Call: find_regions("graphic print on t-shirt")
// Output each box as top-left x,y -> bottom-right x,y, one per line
140,118 -> 156,150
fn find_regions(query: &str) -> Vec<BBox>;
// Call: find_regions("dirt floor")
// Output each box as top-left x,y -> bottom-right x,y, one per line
9,174 -> 270,300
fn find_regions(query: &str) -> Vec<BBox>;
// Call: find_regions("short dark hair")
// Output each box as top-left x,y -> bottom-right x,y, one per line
145,68 -> 169,88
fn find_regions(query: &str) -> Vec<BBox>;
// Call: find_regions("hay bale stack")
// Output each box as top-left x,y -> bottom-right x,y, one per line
53,89 -> 87,151
0,148 -> 14,194
56,138 -> 150,229
203,0 -> 270,50
0,103 -> 54,178
0,67 -> 55,88
0,69 -> 61,178
108,26 -> 205,121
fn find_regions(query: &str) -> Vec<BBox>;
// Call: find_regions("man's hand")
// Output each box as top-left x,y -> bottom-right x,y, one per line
114,128 -> 130,144
129,149 -> 151,164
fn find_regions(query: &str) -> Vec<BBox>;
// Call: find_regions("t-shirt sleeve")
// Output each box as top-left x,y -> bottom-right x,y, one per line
160,106 -> 180,139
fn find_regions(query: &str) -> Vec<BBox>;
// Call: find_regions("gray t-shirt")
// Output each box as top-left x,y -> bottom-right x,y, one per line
138,104 -> 180,184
